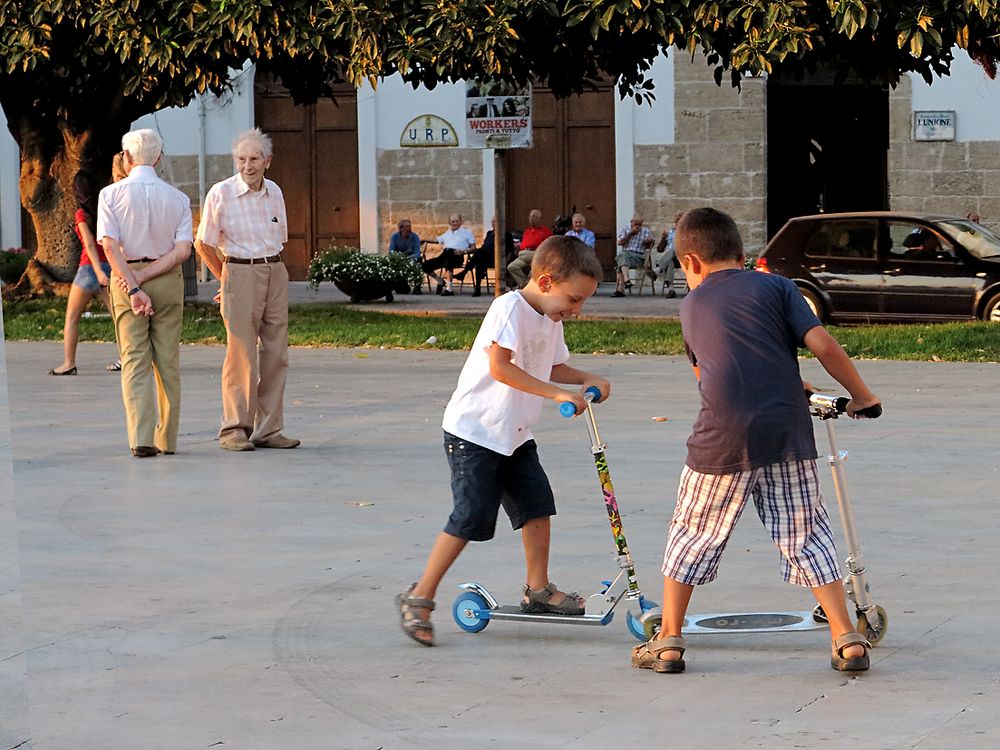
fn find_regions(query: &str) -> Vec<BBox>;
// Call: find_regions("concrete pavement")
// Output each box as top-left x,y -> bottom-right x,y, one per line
1,328 -> 999,748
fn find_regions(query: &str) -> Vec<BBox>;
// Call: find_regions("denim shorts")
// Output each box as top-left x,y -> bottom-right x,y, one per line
443,431 -> 556,542
73,262 -> 111,294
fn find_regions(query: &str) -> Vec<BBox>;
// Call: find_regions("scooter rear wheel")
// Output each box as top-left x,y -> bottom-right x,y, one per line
857,605 -> 888,646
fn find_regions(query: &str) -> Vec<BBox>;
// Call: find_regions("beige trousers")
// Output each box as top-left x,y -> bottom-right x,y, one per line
110,264 -> 184,452
506,250 -> 535,287
219,260 -> 289,442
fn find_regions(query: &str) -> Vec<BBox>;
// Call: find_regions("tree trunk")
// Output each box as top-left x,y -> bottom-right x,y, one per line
1,97 -> 123,297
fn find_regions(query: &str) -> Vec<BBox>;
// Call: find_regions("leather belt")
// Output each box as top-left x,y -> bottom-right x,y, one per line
126,258 -> 157,264
224,254 -> 283,265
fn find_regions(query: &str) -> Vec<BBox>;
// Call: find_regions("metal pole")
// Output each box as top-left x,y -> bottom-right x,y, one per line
493,149 -> 506,298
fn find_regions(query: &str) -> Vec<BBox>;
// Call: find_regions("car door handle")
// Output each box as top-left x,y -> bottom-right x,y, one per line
807,264 -> 827,271
885,267 -> 903,276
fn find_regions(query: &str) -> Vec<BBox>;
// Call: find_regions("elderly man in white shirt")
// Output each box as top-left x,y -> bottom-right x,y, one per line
100,128 -> 192,457
195,128 -> 299,452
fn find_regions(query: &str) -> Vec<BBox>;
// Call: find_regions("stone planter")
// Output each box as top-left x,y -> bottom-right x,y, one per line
333,278 -> 397,303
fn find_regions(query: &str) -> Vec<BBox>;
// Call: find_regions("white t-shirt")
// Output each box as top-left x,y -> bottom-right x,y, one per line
442,291 -> 570,455
436,227 -> 476,251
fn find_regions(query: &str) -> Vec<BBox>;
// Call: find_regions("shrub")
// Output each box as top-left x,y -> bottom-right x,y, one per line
307,246 -> 421,290
0,247 -> 31,284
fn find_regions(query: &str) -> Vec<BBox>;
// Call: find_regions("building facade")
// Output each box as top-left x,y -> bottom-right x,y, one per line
1,53 -> 997,279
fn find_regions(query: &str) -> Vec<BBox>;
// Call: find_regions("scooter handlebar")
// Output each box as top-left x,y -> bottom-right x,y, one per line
807,391 -> 882,419
559,386 -> 603,418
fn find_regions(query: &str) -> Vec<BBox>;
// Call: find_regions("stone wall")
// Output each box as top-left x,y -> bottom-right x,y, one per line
376,148 -> 484,249
634,60 -> 768,253
159,154 -> 234,220
889,77 -> 1000,230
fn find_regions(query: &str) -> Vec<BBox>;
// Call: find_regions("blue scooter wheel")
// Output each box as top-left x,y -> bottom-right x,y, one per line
626,597 -> 660,641
452,592 -> 490,633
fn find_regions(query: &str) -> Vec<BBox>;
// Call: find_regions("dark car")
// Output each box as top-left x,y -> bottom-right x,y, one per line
757,212 -> 1000,323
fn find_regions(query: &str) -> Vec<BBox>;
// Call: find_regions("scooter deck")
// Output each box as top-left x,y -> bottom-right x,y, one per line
483,605 -> 613,627
683,610 -> 825,635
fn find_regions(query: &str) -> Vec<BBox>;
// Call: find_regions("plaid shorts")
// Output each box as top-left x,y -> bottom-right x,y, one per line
662,459 -> 842,588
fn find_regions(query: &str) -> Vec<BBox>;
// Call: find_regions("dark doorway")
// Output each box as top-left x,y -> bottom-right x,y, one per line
254,79 -> 360,280
766,76 -> 889,238
506,83 -> 617,277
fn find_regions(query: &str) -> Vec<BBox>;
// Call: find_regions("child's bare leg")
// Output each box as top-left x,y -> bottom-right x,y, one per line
520,516 -> 581,606
656,577 -> 694,657
811,580 -> 864,658
407,531 -> 468,640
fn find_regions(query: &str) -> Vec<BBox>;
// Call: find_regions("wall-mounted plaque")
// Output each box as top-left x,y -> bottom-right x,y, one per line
400,115 -> 459,147
913,111 -> 956,141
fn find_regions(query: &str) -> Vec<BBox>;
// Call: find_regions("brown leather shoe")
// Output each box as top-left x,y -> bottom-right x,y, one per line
254,434 -> 301,449
131,446 -> 160,458
220,436 -> 255,452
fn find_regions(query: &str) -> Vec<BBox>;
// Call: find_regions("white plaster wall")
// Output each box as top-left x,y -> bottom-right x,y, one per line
633,52 -> 675,146
131,63 -> 254,155
909,50 -> 1000,141
373,76 -> 467,150
0,107 -> 20,249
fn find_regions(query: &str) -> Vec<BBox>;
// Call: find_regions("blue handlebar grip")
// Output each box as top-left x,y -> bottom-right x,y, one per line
559,401 -> 577,418
584,386 -> 603,403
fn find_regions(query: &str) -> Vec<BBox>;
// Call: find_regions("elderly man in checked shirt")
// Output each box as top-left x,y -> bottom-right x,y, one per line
195,128 -> 299,452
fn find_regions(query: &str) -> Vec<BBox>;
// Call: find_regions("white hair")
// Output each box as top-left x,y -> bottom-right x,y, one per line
121,129 -> 162,166
232,128 -> 273,160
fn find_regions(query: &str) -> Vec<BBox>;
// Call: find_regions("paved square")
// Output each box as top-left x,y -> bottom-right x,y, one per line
1,333 -> 998,748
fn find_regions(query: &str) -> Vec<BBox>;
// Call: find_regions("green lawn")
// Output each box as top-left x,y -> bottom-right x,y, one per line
2,298 -> 998,361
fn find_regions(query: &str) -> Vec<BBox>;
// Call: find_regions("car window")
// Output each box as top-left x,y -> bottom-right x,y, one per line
886,222 -> 956,262
804,221 -> 877,259
938,219 -> 1000,260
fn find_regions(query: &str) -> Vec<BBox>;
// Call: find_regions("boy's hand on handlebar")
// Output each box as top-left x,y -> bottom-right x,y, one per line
582,377 -> 611,403
846,394 -> 882,419
555,390 -> 587,416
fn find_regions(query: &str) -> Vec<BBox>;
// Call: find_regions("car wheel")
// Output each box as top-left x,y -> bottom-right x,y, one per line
982,292 -> 1000,323
799,287 -> 825,322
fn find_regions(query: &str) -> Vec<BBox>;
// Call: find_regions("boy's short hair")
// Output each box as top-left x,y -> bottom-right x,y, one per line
675,207 -> 744,264
530,235 -> 604,282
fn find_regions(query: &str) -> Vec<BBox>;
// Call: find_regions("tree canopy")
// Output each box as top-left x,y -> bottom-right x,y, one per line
1,0 -> 998,291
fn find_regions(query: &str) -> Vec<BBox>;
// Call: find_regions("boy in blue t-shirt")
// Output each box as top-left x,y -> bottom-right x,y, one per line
632,207 -> 882,674
397,236 -> 611,646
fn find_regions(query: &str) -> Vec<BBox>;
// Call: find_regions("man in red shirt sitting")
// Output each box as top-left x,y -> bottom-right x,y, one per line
506,208 -> 553,287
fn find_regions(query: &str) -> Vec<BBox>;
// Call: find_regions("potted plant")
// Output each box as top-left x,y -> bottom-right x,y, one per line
308,246 -> 421,303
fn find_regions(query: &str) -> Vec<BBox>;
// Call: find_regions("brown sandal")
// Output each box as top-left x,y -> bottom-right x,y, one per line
395,583 -> 435,646
631,635 -> 686,673
520,582 -> 585,615
831,631 -> 871,672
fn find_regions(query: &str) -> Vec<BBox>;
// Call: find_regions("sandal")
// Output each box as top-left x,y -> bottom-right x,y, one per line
395,583 -> 435,646
631,635 -> 686,673
831,631 -> 871,672
520,582 -> 585,615
48,366 -> 77,376
106,359 -> 122,372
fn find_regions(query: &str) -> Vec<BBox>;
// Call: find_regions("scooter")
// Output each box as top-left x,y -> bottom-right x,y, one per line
451,386 -> 658,640
655,392 -> 888,644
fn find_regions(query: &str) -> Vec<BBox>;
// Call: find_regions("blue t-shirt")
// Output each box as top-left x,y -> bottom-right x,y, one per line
388,231 -> 421,261
679,269 -> 821,474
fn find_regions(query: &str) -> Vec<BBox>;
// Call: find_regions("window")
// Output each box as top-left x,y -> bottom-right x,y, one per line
804,221 -> 877,259
886,222 -> 955,261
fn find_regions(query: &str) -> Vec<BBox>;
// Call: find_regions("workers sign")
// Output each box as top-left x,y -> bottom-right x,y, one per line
465,80 -> 532,149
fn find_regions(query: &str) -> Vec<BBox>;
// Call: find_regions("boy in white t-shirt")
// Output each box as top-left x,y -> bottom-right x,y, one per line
397,236 -> 611,646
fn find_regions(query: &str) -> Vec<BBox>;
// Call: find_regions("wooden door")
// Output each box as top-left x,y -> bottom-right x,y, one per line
255,80 -> 360,279
506,84 -> 617,277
